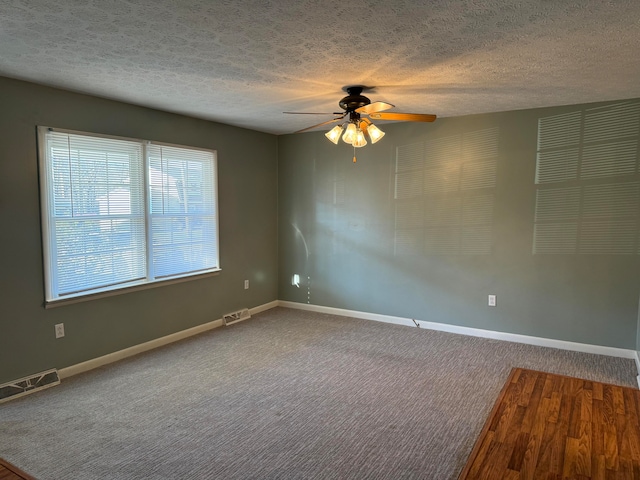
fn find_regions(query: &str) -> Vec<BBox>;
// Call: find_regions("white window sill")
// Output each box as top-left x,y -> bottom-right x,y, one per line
44,269 -> 221,309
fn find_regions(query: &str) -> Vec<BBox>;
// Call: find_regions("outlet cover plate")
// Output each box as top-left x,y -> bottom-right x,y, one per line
55,323 -> 65,338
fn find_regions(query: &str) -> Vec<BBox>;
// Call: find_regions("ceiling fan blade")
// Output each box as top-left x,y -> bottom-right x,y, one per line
294,116 -> 345,134
356,101 -> 395,115
368,112 -> 437,122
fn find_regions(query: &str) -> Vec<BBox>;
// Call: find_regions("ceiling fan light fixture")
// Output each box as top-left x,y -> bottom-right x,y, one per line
342,123 -> 357,144
291,85 -> 436,148
352,128 -> 367,148
366,123 -> 385,144
325,124 -> 343,144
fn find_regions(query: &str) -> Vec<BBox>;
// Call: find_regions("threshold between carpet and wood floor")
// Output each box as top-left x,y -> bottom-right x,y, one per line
459,368 -> 640,479
0,458 -> 36,480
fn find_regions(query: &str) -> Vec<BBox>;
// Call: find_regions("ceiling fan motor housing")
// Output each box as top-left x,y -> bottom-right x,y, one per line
339,86 -> 371,112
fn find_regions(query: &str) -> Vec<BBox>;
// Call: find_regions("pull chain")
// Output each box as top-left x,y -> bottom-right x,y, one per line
352,146 -> 357,163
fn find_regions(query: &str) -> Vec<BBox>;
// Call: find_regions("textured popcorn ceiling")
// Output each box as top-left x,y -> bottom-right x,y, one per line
1,1 -> 640,134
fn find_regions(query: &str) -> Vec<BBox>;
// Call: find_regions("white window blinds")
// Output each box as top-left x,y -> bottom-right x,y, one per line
39,127 -> 219,302
147,144 -> 218,278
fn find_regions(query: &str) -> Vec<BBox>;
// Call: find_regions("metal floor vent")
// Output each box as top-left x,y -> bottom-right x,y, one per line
223,308 -> 251,326
0,369 -> 60,404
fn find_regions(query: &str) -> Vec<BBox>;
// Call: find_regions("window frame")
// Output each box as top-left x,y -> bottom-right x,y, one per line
37,126 -> 220,307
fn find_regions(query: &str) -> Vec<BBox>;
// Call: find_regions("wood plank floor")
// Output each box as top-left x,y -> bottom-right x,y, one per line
459,368 -> 640,480
0,459 -> 36,480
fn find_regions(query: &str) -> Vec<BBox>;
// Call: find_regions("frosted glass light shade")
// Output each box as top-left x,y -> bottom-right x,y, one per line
352,129 -> 367,148
342,123 -> 357,144
325,125 -> 343,144
367,123 -> 385,143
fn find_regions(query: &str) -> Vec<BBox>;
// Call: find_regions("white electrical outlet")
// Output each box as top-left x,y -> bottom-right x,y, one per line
54,323 -> 65,338
244,279 -> 249,289
488,295 -> 497,307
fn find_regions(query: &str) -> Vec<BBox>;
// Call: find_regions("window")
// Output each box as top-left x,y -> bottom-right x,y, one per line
38,127 -> 219,303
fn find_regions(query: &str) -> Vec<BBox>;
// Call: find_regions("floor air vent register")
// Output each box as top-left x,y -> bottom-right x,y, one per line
223,308 -> 251,326
0,369 -> 60,404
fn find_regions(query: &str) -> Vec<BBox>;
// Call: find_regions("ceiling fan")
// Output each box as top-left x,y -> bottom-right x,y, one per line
284,85 -> 436,160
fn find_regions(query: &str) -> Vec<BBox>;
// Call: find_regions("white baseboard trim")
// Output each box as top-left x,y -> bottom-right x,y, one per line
58,300 -> 279,379
251,300 -> 279,315
57,298 -> 637,381
278,301 -> 637,360
635,351 -> 640,389
58,319 -> 223,379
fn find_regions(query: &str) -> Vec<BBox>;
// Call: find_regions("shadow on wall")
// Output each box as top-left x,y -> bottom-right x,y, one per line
533,101 -> 640,255
288,125 -> 500,310
392,127 -> 499,256
309,100 -> 640,265
283,100 -> 640,343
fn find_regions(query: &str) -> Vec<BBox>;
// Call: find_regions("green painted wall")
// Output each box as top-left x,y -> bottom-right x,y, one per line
3,75 -> 638,385
278,99 -> 640,350
0,77 -> 278,384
